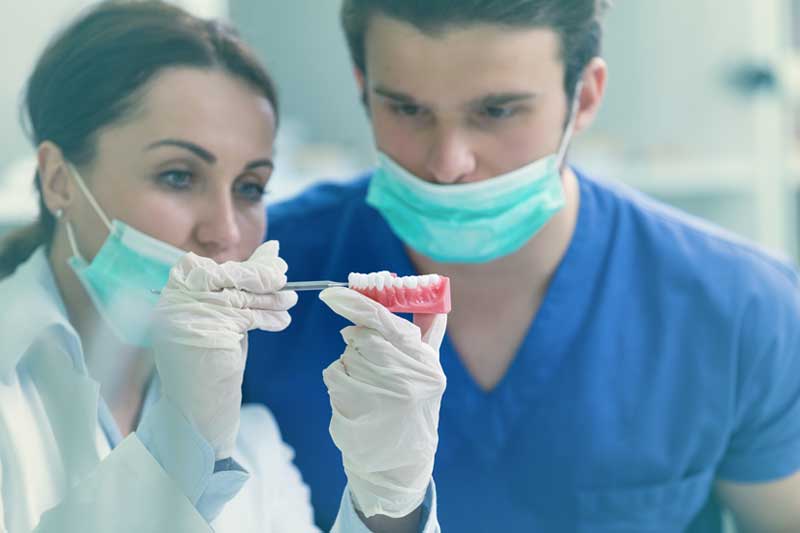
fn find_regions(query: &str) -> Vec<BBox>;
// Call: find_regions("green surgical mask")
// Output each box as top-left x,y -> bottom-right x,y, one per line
65,165 -> 185,347
367,83 -> 582,264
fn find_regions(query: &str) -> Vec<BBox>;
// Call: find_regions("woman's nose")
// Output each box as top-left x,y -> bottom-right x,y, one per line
195,192 -> 241,261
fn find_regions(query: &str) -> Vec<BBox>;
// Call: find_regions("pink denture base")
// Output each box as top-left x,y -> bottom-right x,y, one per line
354,276 -> 451,314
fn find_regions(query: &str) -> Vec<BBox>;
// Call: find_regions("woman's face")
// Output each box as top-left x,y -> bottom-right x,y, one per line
67,67 -> 276,264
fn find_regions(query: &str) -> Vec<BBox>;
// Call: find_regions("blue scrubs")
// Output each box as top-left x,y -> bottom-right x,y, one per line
244,170 -> 800,532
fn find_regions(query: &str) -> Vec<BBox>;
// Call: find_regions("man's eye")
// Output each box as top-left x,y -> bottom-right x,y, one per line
157,170 -> 193,190
482,106 -> 517,119
392,103 -> 423,117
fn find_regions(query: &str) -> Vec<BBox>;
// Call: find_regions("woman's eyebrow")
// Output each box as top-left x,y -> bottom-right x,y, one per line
244,159 -> 274,171
147,139 -> 274,173
146,139 -> 216,163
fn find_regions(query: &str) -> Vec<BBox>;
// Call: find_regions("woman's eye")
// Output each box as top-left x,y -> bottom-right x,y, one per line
157,170 -> 193,190
235,181 -> 267,203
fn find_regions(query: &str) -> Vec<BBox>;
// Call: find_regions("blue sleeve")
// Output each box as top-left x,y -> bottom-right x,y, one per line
332,481 -> 439,533
136,396 -> 249,522
717,270 -> 800,482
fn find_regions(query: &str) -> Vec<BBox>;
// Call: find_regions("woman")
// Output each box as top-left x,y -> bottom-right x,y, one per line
0,2 -> 446,532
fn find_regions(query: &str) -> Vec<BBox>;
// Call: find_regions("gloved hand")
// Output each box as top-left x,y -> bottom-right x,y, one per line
152,241 -> 297,460
319,287 -> 447,519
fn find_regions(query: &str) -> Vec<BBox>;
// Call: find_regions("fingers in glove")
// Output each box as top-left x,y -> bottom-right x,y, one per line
414,313 -> 448,351
167,241 -> 289,293
243,308 -> 293,332
221,289 -> 298,311
320,287 -> 427,357
185,257 -> 287,293
224,240 -> 289,293
248,240 -> 280,263
340,326 -> 444,387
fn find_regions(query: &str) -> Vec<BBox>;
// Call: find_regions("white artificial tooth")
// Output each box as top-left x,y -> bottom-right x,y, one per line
419,275 -> 430,287
376,275 -> 386,290
348,273 -> 357,287
368,273 -> 378,288
355,274 -> 365,289
430,274 -> 441,286
404,276 -> 418,289
393,277 -> 403,288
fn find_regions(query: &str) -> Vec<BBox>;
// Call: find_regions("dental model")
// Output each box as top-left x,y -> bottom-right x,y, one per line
348,271 -> 451,314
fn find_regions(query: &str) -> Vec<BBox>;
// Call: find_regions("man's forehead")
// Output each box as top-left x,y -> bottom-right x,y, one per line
364,16 -> 563,109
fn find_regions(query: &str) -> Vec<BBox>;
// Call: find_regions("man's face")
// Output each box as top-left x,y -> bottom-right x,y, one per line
363,15 -> 571,185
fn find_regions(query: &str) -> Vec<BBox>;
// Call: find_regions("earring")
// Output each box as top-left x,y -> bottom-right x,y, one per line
54,208 -> 64,219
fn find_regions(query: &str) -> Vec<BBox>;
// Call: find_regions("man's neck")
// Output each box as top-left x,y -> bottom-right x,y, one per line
408,167 -> 582,298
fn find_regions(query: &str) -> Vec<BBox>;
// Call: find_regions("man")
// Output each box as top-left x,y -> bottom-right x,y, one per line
244,1 -> 800,530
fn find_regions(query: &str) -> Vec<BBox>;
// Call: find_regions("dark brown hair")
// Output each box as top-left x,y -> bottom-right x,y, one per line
0,0 -> 278,278
341,0 -> 611,101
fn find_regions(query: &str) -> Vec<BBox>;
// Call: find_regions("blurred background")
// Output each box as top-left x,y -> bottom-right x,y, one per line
2,0 -> 800,265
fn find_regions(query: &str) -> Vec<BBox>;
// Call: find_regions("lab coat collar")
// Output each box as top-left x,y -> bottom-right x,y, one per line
0,247 -> 103,483
0,247 -> 84,379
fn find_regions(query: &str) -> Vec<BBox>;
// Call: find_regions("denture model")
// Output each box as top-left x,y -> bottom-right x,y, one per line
348,271 -> 451,314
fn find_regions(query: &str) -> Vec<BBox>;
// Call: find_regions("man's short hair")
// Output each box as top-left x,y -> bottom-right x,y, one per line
341,0 -> 612,101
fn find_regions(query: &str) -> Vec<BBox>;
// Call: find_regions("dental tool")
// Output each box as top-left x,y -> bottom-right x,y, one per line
153,273 -> 451,314
151,280 -> 348,295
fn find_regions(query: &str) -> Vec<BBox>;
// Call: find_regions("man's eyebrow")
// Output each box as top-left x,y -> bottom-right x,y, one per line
373,86 -> 421,104
475,92 -> 538,107
146,139 -> 216,164
373,87 -> 538,109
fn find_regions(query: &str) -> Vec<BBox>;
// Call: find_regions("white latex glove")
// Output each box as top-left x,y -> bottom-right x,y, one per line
319,287 -> 447,519
153,241 -> 297,460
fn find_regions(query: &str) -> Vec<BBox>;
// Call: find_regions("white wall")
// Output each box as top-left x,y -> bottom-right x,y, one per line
0,0 -> 229,176
230,0 -> 375,169
0,0 -> 93,173
585,0 -> 760,156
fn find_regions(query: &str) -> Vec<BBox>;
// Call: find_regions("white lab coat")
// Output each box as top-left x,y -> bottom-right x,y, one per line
0,249 -> 356,532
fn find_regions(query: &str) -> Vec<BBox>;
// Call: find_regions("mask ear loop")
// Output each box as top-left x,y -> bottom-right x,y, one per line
53,207 -> 82,260
556,79 -> 584,168
66,163 -> 114,232
63,163 -> 115,262
64,219 -> 84,262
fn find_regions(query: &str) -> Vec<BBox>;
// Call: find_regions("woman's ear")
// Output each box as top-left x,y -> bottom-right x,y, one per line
38,141 -> 74,217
